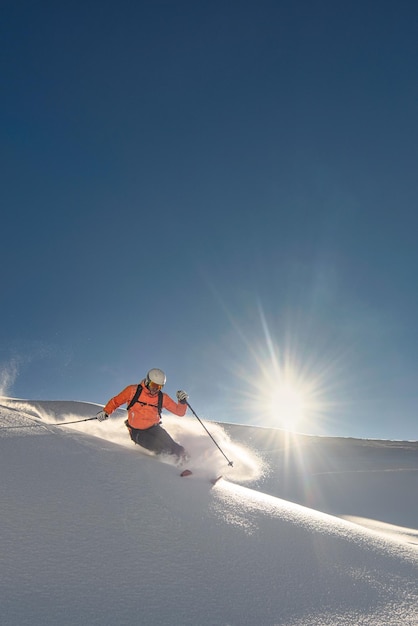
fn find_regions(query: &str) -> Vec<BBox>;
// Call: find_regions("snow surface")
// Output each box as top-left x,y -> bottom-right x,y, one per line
1,397 -> 418,626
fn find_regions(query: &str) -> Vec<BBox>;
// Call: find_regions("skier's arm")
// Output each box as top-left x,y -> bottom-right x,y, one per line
162,392 -> 188,416
104,385 -> 136,416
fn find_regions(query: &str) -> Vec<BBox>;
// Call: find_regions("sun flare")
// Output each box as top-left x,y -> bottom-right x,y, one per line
243,354 -> 329,433
229,303 -> 337,434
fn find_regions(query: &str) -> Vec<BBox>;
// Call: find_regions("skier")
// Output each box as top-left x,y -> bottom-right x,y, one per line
96,368 -> 189,463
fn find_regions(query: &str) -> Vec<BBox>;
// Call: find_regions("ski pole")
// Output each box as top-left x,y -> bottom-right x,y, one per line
0,402 -> 98,428
186,401 -> 233,466
54,416 -> 98,426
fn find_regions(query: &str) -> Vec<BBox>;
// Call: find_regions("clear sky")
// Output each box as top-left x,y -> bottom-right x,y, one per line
1,0 -> 417,440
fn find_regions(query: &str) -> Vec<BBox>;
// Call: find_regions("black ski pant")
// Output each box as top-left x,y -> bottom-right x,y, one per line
125,420 -> 185,459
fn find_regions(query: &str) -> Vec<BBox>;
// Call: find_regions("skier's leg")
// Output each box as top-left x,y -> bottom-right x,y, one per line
134,424 -> 186,459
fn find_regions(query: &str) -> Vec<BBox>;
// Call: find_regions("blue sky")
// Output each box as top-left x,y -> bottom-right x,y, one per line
1,0 -> 417,440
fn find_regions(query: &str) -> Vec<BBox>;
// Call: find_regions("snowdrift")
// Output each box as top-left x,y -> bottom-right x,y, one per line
1,398 -> 418,626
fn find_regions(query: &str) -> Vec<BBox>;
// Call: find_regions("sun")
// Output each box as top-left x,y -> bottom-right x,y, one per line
233,343 -> 329,434
246,356 -> 329,433
268,381 -> 306,430
227,302 -> 336,434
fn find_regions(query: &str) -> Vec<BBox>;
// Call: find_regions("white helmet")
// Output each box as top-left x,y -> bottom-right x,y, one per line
145,368 -> 166,387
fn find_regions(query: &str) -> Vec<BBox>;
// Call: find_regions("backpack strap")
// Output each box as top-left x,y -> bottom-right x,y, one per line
127,384 -> 163,417
156,390 -> 163,417
127,384 -> 144,410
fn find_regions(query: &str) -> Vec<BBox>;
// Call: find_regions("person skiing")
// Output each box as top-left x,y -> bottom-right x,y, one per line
96,368 -> 189,462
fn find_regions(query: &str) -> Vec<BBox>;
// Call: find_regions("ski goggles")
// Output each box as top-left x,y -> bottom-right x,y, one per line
148,381 -> 164,391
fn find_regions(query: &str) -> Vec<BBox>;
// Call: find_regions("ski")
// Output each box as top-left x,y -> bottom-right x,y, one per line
180,469 -> 222,485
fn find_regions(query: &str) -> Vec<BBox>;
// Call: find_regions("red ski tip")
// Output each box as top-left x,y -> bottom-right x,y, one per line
180,469 -> 193,477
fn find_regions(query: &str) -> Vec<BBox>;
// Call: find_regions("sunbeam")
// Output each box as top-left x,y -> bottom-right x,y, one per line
227,299 -> 343,436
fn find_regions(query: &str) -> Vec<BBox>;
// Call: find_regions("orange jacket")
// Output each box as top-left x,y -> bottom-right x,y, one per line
104,380 -> 187,430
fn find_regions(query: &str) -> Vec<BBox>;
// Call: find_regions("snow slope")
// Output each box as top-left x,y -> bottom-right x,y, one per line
1,398 -> 418,626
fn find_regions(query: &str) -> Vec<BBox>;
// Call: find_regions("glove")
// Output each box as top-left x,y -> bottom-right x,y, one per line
96,410 -> 108,422
176,390 -> 189,404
